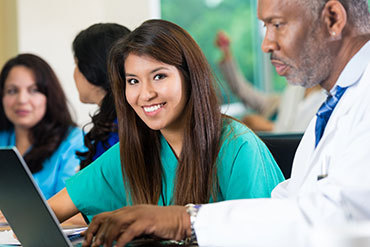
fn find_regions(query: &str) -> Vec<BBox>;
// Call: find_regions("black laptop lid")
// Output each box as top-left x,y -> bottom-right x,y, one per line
0,147 -> 72,247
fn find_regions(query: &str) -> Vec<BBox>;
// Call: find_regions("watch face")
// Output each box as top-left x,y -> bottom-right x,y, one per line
186,203 -> 201,217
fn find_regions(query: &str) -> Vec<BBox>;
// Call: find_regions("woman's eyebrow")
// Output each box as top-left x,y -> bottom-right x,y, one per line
125,67 -> 170,77
150,67 -> 170,74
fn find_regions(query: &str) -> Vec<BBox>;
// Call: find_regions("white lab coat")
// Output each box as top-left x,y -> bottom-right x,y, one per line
194,42 -> 370,247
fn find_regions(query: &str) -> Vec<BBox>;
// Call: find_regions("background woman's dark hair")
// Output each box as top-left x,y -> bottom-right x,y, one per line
0,53 -> 75,173
109,19 -> 222,205
73,23 -> 130,169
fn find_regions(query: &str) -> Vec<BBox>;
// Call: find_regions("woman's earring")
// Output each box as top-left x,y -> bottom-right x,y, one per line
331,31 -> 336,36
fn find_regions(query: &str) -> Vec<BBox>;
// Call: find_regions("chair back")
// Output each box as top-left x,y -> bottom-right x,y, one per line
258,133 -> 303,179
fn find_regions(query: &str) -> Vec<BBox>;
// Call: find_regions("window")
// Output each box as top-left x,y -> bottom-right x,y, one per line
161,0 -> 285,106
161,0 -> 370,105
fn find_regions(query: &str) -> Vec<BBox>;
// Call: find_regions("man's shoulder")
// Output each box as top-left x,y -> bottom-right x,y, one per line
352,61 -> 370,99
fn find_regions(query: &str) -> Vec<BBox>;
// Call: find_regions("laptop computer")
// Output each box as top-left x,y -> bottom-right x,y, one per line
0,147 -> 196,247
0,147 -> 82,247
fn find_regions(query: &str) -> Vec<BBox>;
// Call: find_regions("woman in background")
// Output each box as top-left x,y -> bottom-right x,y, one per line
49,20 -> 284,230
72,23 -> 130,169
0,53 -> 84,199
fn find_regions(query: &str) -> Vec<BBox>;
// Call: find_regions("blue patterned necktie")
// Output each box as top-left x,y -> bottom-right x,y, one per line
315,86 -> 347,147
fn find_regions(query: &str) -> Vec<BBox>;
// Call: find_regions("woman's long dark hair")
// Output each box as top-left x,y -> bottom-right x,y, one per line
0,54 -> 76,173
109,19 -> 222,205
73,23 -> 130,169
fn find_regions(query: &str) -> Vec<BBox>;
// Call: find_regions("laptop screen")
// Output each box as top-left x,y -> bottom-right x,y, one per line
0,147 -> 73,247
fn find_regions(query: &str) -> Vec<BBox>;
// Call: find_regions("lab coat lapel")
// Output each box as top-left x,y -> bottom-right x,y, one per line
315,81 -> 358,150
286,119 -> 316,195
287,85 -> 355,195
298,84 -> 357,191
316,46 -> 370,148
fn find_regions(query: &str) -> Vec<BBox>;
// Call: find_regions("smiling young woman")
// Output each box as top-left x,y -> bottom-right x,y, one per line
124,53 -> 189,156
49,19 -> 284,225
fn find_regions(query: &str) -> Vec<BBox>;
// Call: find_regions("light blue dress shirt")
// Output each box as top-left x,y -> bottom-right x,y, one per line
0,127 -> 85,199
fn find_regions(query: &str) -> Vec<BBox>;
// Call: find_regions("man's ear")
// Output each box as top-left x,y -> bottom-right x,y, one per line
322,0 -> 347,38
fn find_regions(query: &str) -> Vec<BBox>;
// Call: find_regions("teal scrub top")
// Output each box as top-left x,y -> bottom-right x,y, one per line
66,119 -> 284,220
0,127 -> 85,199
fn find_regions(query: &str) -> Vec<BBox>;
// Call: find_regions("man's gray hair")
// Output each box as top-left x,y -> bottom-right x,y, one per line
300,0 -> 370,33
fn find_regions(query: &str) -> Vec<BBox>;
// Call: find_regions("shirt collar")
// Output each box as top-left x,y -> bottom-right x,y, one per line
331,40 -> 370,94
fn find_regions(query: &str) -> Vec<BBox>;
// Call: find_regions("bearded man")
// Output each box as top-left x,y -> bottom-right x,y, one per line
82,1 -> 370,246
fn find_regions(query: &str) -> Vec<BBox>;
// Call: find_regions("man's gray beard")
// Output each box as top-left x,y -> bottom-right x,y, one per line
286,32 -> 333,89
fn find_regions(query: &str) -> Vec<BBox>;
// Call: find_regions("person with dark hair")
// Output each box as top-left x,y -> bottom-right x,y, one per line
78,0 -> 370,246
49,19 -> 284,230
0,53 -> 84,199
72,23 -> 131,169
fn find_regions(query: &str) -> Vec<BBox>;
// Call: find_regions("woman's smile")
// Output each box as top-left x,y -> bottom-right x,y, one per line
142,102 -> 166,115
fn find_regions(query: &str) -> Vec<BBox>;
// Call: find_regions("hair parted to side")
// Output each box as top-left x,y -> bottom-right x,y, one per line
0,53 -> 76,173
73,23 -> 130,169
300,0 -> 370,33
108,19 -> 222,205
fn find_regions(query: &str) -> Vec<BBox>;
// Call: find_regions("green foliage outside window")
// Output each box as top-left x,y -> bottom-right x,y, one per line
162,0 -> 370,104
161,0 -> 277,104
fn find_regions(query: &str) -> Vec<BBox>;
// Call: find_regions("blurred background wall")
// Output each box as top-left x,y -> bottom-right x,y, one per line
2,0 -> 369,126
0,0 -> 160,127
0,0 -> 18,68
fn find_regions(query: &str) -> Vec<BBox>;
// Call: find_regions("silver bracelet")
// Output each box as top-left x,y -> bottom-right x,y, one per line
185,203 -> 201,243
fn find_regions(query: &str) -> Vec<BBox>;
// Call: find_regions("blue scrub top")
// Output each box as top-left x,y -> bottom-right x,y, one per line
67,118 -> 284,220
91,119 -> 119,162
0,127 -> 85,199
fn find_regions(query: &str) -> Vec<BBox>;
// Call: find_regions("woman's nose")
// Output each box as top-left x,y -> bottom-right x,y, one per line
16,90 -> 30,103
140,82 -> 157,101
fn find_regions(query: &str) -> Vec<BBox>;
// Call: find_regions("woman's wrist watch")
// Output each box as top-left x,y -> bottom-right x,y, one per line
185,203 -> 202,243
